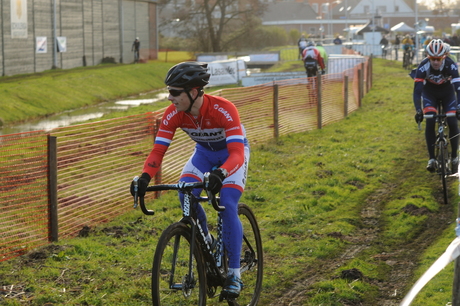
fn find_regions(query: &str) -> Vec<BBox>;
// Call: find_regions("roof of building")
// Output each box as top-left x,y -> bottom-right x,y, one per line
262,2 -> 318,22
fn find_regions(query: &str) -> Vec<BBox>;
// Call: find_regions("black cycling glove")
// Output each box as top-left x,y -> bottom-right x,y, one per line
414,110 -> 423,124
130,172 -> 151,197
207,168 -> 226,194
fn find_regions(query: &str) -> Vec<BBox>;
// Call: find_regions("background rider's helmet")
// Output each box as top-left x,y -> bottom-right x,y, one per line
307,41 -> 315,47
443,43 -> 451,54
426,39 -> 447,57
165,62 -> 210,89
316,42 -> 323,46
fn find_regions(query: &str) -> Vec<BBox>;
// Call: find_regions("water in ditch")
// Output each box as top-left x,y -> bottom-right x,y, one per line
0,90 -> 170,136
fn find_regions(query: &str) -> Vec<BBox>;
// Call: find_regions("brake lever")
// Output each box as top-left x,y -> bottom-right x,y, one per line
133,176 -> 139,208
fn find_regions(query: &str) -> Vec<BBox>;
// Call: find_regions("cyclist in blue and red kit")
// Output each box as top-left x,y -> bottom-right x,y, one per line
130,62 -> 249,298
413,39 -> 460,173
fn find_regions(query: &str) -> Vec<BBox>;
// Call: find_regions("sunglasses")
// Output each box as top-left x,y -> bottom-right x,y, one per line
429,56 -> 444,62
168,89 -> 187,97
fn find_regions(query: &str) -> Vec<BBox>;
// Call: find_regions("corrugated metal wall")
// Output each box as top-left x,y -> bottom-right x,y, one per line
0,0 -> 157,76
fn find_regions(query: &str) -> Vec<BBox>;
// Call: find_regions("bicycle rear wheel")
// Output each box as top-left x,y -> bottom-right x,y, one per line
152,222 -> 207,306
236,203 -> 263,306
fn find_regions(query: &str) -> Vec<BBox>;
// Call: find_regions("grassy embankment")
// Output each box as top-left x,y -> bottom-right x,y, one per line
0,55 -> 459,305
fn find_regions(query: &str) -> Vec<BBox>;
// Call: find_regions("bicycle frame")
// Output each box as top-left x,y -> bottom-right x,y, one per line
134,176 -> 228,290
133,173 -> 263,305
424,112 -> 455,171
424,111 -> 455,204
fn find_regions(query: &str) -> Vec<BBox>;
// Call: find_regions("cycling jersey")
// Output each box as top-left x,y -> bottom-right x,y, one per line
302,47 -> 325,70
413,56 -> 460,113
143,94 -> 248,179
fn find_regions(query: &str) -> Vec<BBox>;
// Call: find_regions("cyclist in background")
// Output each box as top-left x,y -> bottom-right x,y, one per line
301,41 -> 325,77
298,34 -> 308,59
315,42 -> 329,73
412,39 -> 460,173
443,43 -> 458,62
130,62 -> 250,298
402,34 -> 415,59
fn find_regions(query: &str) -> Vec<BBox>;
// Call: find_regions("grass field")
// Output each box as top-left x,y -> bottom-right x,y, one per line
0,58 -> 459,305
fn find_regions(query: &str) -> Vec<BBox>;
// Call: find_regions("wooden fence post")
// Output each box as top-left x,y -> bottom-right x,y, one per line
47,135 -> 58,242
344,75 -> 349,117
368,56 -> 373,91
358,68 -> 363,108
317,72 -> 322,129
273,84 -> 279,140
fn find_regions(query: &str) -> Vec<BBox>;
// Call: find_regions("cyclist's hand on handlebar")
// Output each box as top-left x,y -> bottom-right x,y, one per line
415,110 -> 423,124
130,173 -> 151,197
207,168 -> 226,194
456,107 -> 460,120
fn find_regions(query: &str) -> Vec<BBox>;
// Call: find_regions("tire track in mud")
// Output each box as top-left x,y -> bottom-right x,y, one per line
269,182 -> 454,306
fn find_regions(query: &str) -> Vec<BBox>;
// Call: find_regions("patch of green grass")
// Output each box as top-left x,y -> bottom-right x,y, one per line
0,58 -> 458,305
0,62 -> 172,125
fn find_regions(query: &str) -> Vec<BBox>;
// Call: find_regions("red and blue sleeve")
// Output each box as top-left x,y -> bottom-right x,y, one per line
142,106 -> 178,178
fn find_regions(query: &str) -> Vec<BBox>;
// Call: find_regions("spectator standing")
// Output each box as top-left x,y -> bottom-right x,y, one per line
380,35 -> 389,58
394,35 -> 401,60
451,34 -> 459,46
132,37 -> 140,63
333,36 -> 342,45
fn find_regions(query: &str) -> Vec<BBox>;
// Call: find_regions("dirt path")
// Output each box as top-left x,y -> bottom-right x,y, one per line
269,182 -> 454,306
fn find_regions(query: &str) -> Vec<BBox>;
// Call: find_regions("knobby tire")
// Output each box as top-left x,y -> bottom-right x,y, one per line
236,203 -> 263,306
439,141 -> 449,205
152,222 -> 207,306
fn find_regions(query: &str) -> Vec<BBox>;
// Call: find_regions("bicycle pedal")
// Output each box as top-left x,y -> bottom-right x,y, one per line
219,291 -> 237,302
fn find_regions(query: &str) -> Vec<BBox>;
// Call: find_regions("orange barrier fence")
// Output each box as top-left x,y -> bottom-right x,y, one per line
0,57 -> 370,261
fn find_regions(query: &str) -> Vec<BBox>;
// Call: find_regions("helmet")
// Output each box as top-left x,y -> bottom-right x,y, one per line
316,42 -> 323,46
307,41 -> 315,47
426,39 -> 447,57
165,62 -> 210,89
444,43 -> 451,54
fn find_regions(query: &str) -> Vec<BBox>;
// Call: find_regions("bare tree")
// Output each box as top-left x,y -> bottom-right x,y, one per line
420,0 -> 459,11
158,0 -> 267,52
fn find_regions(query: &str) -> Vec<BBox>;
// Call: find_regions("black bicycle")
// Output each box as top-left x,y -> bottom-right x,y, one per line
423,111 -> 456,204
403,46 -> 413,70
133,173 -> 263,305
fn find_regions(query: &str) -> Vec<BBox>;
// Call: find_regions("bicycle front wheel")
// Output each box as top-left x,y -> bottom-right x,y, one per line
439,141 -> 449,204
152,222 -> 207,306
237,203 -> 263,306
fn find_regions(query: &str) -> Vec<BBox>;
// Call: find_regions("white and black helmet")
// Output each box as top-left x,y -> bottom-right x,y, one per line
426,39 -> 447,57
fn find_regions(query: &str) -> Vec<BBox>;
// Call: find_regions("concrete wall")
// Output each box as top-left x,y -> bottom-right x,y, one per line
0,0 -> 157,76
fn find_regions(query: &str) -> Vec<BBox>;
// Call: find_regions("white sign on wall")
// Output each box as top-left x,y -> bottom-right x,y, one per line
11,0 -> 28,38
57,37 -> 67,52
207,59 -> 247,87
36,37 -> 47,53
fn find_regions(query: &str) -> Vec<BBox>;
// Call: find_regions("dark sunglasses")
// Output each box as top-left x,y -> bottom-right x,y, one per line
168,89 -> 187,97
429,56 -> 444,62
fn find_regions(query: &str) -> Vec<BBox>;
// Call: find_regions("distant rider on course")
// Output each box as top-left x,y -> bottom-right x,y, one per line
412,39 -> 460,173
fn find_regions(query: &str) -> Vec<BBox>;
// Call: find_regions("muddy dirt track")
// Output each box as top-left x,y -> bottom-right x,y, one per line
269,180 -> 455,306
